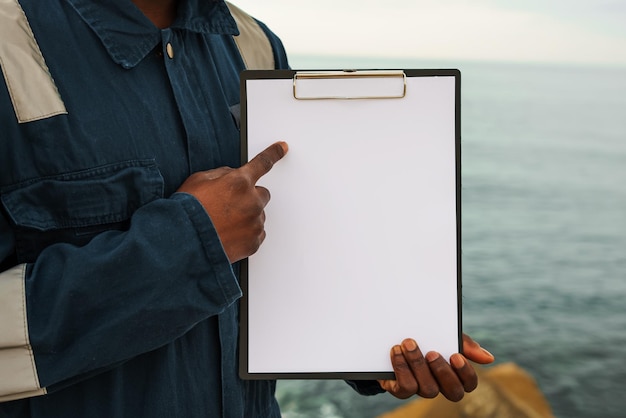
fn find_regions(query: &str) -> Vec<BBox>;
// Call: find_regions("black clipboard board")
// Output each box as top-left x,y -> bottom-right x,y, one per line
239,69 -> 462,380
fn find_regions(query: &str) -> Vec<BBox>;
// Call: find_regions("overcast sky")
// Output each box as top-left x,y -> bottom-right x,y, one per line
232,0 -> 626,66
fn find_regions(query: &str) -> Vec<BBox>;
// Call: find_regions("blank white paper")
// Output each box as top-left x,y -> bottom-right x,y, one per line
244,73 -> 460,375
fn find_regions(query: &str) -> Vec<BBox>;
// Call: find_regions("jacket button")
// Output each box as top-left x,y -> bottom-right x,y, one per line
166,43 -> 174,59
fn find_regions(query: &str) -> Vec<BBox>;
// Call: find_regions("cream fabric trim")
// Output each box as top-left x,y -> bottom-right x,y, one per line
0,0 -> 67,123
0,387 -> 46,403
226,2 -> 275,70
0,264 -> 45,401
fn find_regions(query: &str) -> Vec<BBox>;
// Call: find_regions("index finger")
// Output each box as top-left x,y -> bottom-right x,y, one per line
243,141 -> 289,183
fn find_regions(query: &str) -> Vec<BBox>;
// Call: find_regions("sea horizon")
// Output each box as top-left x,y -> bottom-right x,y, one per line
287,53 -> 626,71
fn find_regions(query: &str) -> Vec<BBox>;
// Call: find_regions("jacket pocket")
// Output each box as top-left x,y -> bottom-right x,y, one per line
0,160 -> 164,263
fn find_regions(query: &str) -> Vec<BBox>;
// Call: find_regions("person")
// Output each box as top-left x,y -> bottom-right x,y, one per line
0,0 -> 494,417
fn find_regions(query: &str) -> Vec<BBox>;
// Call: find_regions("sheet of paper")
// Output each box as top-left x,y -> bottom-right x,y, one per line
242,72 -> 460,377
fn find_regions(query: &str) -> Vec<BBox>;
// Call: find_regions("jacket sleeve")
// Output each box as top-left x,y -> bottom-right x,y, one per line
0,193 -> 240,401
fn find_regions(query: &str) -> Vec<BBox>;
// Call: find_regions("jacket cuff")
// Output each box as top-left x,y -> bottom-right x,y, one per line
172,193 -> 242,302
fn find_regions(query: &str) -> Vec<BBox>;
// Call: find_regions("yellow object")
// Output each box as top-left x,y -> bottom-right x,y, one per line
378,363 -> 554,418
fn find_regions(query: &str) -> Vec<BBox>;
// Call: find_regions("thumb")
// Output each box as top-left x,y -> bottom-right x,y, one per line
462,333 -> 495,364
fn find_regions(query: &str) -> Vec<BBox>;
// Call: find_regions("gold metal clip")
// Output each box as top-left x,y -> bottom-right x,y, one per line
293,70 -> 407,100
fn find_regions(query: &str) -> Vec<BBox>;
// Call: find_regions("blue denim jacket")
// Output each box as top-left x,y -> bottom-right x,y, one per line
0,1 -> 382,416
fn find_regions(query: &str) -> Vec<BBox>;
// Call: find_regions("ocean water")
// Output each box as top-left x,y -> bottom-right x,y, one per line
273,56 -> 626,418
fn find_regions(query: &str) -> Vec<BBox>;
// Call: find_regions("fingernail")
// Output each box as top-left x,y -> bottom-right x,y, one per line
425,352 -> 440,363
451,354 -> 465,369
481,347 -> 494,358
393,345 -> 402,355
402,339 -> 417,352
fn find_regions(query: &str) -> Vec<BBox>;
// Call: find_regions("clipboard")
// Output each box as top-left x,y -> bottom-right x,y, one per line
239,69 -> 462,380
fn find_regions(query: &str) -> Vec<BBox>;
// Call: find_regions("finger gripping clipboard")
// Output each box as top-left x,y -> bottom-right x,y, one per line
239,69 -> 462,380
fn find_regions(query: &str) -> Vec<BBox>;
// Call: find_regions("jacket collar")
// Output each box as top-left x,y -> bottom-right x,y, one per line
64,0 -> 238,68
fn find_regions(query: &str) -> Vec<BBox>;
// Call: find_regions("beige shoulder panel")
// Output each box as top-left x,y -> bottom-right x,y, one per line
0,0 -> 67,123
226,2 -> 275,70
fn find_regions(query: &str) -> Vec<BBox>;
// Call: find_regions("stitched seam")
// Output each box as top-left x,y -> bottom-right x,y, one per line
0,50 -> 23,122
232,36 -> 249,68
0,159 -> 159,192
17,110 -> 67,123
